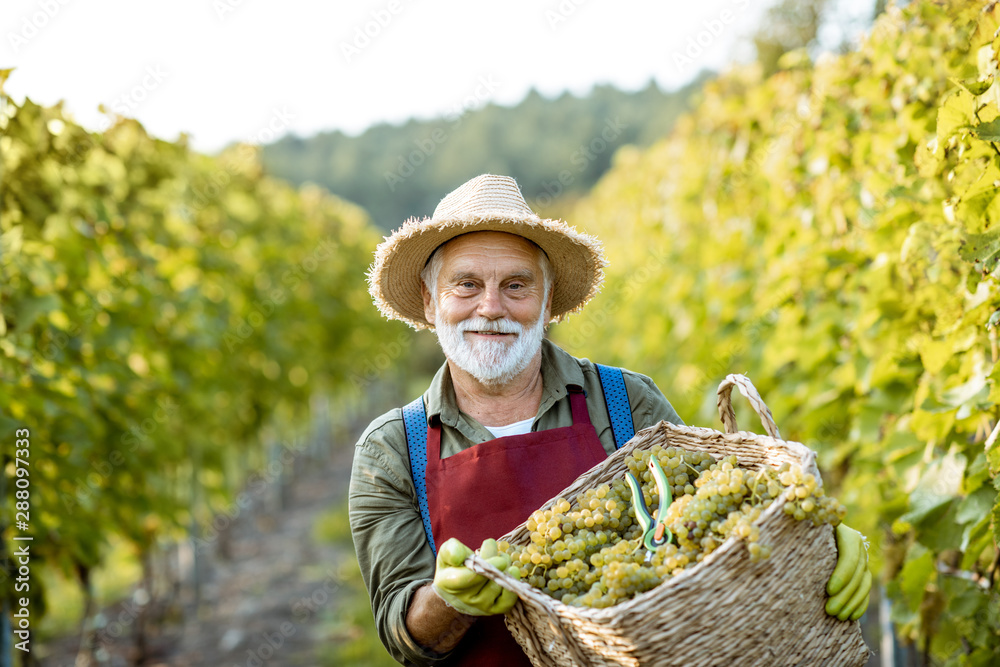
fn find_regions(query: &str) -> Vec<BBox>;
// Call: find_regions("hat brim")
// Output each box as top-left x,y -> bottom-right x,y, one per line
368,213 -> 606,330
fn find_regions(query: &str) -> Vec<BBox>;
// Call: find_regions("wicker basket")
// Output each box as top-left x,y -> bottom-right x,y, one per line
465,374 -> 871,667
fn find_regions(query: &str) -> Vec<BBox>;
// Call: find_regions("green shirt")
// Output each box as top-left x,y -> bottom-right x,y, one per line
348,339 -> 683,666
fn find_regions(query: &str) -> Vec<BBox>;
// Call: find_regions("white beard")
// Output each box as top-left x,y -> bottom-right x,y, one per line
435,311 -> 546,386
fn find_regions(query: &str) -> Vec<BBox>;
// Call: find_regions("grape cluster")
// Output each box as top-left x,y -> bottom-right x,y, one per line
501,480 -> 636,606
662,456 -> 775,565
778,465 -> 848,525
499,445 -> 845,608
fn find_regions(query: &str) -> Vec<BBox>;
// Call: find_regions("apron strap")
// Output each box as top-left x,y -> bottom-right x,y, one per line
402,397 -> 437,555
568,386 -> 591,424
595,364 -> 635,449
403,368 -> 633,555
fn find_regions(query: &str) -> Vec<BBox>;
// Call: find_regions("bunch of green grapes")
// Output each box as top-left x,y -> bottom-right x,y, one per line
625,446 -> 718,512
499,445 -> 846,608
501,479 -> 635,599
500,446 -> 719,606
777,465 -> 848,525
666,456 -> 769,563
666,458 -> 847,563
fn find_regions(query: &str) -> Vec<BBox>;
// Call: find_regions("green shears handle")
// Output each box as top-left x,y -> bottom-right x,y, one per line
625,456 -> 674,551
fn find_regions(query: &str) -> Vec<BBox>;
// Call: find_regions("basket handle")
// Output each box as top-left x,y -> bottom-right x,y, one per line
716,374 -> 782,439
465,553 -> 594,667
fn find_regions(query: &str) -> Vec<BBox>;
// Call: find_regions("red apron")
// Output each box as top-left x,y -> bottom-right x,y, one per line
425,387 -> 608,666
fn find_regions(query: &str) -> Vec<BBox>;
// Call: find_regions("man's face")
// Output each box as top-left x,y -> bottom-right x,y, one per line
422,231 -> 552,385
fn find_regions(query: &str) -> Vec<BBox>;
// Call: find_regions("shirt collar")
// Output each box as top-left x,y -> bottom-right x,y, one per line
421,338 -> 586,428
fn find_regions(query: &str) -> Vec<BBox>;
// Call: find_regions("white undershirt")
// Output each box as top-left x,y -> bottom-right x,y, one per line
483,416 -> 534,438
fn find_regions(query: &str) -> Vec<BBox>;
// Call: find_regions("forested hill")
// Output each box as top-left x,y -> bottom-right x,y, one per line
259,75 -> 711,229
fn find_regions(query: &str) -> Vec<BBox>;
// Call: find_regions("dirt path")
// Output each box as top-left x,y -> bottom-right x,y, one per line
38,442 -> 358,667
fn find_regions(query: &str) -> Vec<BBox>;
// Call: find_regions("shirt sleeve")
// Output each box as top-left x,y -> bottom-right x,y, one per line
349,413 -> 452,666
621,369 -> 686,430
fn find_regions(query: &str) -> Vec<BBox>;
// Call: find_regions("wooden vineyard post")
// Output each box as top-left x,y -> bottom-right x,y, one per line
189,454 -> 202,611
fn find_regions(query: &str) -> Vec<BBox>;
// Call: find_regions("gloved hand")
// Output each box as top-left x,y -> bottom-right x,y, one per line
432,538 -> 518,616
825,523 -> 872,621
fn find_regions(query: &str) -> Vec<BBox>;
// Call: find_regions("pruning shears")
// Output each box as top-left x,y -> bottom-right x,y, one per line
625,457 -> 674,555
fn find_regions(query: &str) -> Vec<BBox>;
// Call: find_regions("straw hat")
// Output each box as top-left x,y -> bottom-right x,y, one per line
367,174 -> 606,330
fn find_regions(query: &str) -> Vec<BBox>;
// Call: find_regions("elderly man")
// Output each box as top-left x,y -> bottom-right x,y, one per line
349,174 -> 869,666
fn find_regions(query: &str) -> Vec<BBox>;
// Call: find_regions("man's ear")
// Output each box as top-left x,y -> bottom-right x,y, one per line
421,282 -> 436,327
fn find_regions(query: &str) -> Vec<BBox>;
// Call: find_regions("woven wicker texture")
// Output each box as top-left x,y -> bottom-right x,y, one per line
367,174 -> 607,330
466,374 -> 871,667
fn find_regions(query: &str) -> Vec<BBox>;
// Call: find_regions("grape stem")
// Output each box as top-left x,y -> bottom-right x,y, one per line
750,468 -> 766,504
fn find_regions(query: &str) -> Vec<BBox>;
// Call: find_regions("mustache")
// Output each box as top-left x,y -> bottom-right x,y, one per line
456,317 -> 522,334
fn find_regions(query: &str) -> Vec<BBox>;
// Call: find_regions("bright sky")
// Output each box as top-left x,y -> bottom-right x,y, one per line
0,0 -> 861,153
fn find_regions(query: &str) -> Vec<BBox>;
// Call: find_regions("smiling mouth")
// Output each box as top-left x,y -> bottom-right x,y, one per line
468,330 -> 515,336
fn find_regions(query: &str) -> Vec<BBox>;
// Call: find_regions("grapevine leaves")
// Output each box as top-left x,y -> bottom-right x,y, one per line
971,117 -> 1000,143
899,546 -> 936,614
938,87 -> 975,148
961,230 -> 1000,279
951,76 -> 996,98
898,451 -> 964,528
1,85 -> 393,623
560,1 -> 1000,661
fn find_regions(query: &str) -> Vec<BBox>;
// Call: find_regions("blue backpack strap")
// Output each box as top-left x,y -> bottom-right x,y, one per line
595,364 -> 635,450
402,397 -> 437,555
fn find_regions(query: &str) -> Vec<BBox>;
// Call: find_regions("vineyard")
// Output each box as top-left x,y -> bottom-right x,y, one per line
553,1 -> 1000,663
0,67 -> 415,664
5,0 -> 1000,665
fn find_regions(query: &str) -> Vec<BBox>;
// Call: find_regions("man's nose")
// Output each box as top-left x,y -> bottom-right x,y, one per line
476,284 -> 506,319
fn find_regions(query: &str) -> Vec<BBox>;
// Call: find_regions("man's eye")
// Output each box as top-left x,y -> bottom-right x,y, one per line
460,282 -> 476,289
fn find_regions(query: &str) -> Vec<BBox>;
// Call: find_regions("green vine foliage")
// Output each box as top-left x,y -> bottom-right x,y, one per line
0,87 -> 400,618
554,1 -> 1000,662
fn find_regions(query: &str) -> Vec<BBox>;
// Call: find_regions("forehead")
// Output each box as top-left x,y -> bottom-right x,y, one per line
437,232 -> 543,273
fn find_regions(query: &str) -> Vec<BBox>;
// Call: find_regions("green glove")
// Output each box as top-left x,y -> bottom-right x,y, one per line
432,538 -> 518,616
825,523 -> 872,621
